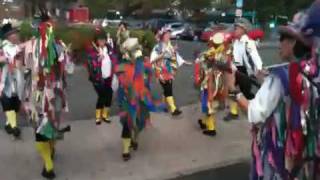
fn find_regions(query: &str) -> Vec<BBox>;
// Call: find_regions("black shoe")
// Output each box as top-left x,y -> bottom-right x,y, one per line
12,128 -> 21,138
122,153 -> 131,162
172,109 -> 182,116
4,125 -> 13,135
198,119 -> 206,130
130,142 -> 138,151
96,119 -> 102,125
59,125 -> 71,133
223,113 -> 238,122
102,118 -> 111,124
42,168 -> 56,179
203,130 -> 217,137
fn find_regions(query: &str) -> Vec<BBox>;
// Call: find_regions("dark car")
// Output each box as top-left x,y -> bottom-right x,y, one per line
180,24 -> 198,41
145,18 -> 177,33
180,21 -> 208,41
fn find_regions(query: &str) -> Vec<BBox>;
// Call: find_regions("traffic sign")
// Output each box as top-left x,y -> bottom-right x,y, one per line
236,0 -> 244,8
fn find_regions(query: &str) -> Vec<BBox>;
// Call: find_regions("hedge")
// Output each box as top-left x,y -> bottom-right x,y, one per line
19,22 -> 156,63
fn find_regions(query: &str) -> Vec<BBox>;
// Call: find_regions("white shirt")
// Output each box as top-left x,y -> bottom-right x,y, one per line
99,47 -> 112,79
150,42 -> 187,67
2,40 -> 21,64
248,75 -> 283,124
233,35 -> 263,75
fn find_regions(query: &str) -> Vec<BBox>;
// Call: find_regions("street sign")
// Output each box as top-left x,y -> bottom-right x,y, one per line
236,0 -> 244,8
236,9 -> 243,17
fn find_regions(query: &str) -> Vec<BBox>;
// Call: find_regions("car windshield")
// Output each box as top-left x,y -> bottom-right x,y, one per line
171,24 -> 183,28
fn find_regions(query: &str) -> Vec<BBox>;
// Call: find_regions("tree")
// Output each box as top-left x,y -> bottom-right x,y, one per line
22,0 -> 76,18
81,0 -> 171,18
179,0 -> 212,10
243,0 -> 315,24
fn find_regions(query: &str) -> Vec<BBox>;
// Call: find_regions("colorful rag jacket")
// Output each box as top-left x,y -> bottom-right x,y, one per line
116,54 -> 164,132
248,61 -> 320,180
150,42 -> 181,81
24,21 -> 70,141
194,44 -> 232,115
86,43 -> 116,87
0,40 -> 24,99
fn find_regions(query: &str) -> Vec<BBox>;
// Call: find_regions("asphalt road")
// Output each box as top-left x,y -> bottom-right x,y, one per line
171,162 -> 251,180
65,40 -> 281,121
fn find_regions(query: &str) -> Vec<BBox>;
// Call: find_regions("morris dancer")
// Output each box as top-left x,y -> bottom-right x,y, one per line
0,23 -> 24,139
194,32 -> 233,137
116,37 -> 164,161
150,30 -> 191,116
231,3 -> 320,179
86,28 -> 115,125
24,12 -> 71,179
224,18 -> 263,121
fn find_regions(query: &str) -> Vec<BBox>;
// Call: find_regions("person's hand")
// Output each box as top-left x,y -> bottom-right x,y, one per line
228,90 -> 241,102
159,52 -> 165,58
98,54 -> 104,61
255,69 -> 269,83
184,60 -> 193,65
159,78 -> 165,84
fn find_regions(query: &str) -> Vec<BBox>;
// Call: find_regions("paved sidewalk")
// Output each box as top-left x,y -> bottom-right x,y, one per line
0,104 -> 251,180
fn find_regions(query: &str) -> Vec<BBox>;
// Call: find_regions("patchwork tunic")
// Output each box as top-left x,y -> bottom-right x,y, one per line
248,62 -> 320,180
116,55 -> 164,137
23,22 -> 70,141
195,45 -> 232,115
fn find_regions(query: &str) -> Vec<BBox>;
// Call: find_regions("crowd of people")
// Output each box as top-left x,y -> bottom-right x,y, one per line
1,1 -> 320,179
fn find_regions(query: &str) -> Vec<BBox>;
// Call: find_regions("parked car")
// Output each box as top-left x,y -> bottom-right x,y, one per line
200,24 -> 229,42
201,23 -> 265,44
101,10 -> 123,27
164,22 -> 186,39
180,24 -> 196,40
145,18 -> 177,33
178,20 -> 209,41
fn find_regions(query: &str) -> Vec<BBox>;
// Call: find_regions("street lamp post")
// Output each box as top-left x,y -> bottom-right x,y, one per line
235,0 -> 244,19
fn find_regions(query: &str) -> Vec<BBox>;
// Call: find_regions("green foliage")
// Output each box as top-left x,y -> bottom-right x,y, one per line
19,21 -> 34,41
180,0 -> 212,10
19,22 -> 156,63
244,0 -> 315,24
141,30 -> 157,55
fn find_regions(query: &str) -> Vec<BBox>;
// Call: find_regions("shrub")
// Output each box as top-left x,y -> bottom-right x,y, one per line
18,22 -> 156,63
19,21 -> 33,41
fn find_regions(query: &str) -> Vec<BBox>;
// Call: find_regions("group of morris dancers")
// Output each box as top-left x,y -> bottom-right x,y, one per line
1,1 -> 320,179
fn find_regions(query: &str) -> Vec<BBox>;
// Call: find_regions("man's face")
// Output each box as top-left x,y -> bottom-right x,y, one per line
234,26 -> 245,39
97,39 -> 106,47
279,36 -> 296,61
7,33 -> 20,44
119,24 -> 126,31
162,32 -> 171,43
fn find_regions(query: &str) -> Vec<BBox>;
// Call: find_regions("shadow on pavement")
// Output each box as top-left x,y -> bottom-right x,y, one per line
171,162 -> 251,180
